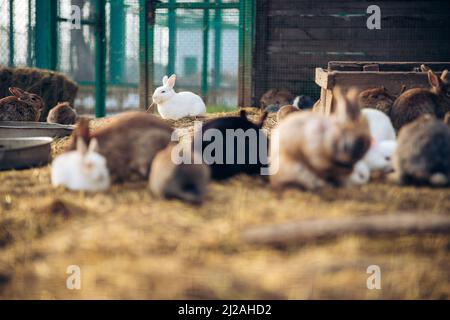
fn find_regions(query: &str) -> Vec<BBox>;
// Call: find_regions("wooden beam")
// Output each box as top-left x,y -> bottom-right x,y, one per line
242,213 -> 450,246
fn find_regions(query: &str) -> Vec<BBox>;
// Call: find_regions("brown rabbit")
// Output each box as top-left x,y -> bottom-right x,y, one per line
394,114 -> 450,186
0,87 -> 44,122
390,69 -> 450,130
358,86 -> 397,114
270,88 -> 371,190
445,111 -> 450,125
67,111 -> 173,182
150,143 -> 210,204
47,102 -> 77,125
277,105 -> 300,122
260,89 -> 294,112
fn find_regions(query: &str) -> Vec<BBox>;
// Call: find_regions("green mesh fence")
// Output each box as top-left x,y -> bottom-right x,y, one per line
153,0 -> 240,109
57,0 -> 141,113
1,0 -> 244,115
0,0 -> 36,68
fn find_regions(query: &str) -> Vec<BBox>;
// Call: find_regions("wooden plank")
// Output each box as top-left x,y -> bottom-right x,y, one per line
242,213 -> 450,246
269,27 -> 450,41
268,0 -> 450,13
328,61 -> 450,71
315,68 -> 329,89
268,15 -> 449,28
266,40 -> 450,53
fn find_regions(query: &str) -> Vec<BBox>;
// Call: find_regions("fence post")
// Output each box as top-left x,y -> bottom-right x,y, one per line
35,0 -> 57,70
9,0 -> 14,67
213,0 -> 222,91
139,0 -> 155,110
167,0 -> 177,76
202,0 -> 210,101
95,0 -> 106,118
238,0 -> 254,108
110,0 -> 126,84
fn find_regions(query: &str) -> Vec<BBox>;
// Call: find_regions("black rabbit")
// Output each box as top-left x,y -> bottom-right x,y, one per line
193,110 -> 269,180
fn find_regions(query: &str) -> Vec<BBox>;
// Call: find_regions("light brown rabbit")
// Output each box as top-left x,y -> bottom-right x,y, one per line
394,114 -> 450,186
358,86 -> 397,114
277,105 -> 300,122
0,87 -> 45,122
150,143 -> 210,204
47,102 -> 77,125
445,111 -> 450,124
270,88 -> 371,191
260,89 -> 295,112
390,69 -> 450,130
67,111 -> 173,182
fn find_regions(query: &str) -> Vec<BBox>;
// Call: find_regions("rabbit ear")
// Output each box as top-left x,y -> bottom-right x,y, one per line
77,137 -> 88,155
166,75 -> 177,89
162,76 -> 169,86
9,87 -> 25,97
428,70 -> 441,88
420,64 -> 431,73
444,112 -> 450,125
334,87 -> 360,122
441,70 -> 448,81
88,138 -> 99,154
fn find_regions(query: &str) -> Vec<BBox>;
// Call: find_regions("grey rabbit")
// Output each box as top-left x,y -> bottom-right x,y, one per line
393,114 -> 450,186
150,143 -> 211,204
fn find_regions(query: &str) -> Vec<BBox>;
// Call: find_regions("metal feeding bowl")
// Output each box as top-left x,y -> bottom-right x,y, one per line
0,137 -> 53,170
0,121 -> 74,138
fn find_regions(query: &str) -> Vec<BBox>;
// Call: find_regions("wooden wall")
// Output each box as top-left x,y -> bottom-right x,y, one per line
253,0 -> 450,105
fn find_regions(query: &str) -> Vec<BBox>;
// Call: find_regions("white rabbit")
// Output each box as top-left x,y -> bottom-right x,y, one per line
361,108 -> 396,142
349,161 -> 370,185
363,140 -> 397,172
51,138 -> 111,192
152,75 -> 206,120
349,140 -> 397,185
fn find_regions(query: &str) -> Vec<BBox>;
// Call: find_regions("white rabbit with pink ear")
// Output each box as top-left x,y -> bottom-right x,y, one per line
51,138 -> 111,192
152,74 -> 206,120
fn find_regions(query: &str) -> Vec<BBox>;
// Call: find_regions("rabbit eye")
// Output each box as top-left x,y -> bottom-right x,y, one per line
161,90 -> 166,93
385,156 -> 391,161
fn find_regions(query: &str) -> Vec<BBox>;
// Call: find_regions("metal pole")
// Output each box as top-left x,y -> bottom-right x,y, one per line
213,0 -> 222,91
238,0 -> 254,107
109,0 -> 125,84
9,0 -> 14,67
202,0 -> 210,101
35,0 -> 57,70
167,0 -> 176,76
95,0 -> 106,118
139,0 -> 149,110
27,0 -> 33,66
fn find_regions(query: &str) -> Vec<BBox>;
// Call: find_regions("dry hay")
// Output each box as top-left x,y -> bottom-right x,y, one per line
0,108 -> 449,299
0,67 -> 78,121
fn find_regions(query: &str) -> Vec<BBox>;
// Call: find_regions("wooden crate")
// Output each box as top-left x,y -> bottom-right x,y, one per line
314,61 -> 450,114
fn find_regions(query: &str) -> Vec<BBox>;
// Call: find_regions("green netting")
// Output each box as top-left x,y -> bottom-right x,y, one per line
0,0 -> 36,68
1,0 -> 243,114
153,2 -> 240,108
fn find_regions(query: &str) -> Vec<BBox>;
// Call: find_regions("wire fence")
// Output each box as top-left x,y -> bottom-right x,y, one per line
154,3 -> 240,108
1,0 -> 242,114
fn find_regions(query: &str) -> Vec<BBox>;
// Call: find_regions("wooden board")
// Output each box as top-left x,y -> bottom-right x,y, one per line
252,0 -> 450,104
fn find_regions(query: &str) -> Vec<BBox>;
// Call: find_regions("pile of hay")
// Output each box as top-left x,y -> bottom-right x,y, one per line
0,67 -> 78,121
0,109 -> 449,299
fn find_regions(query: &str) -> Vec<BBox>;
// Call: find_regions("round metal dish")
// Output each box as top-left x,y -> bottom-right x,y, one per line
0,137 -> 53,170
0,121 -> 74,138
